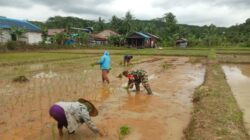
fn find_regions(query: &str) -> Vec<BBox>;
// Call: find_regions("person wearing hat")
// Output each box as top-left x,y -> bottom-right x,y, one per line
122,69 -> 153,95
49,98 -> 104,137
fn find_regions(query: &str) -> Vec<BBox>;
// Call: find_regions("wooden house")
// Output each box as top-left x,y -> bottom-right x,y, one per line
91,29 -> 119,45
127,32 -> 160,48
176,38 -> 188,48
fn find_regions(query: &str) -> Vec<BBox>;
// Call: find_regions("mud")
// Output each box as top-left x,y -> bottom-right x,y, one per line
222,65 -> 250,135
0,56 -> 205,140
218,54 -> 250,63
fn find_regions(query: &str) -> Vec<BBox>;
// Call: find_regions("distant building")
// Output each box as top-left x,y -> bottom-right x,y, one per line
0,17 -> 42,44
176,38 -> 188,48
91,30 -> 119,45
127,32 -> 160,48
46,28 -> 66,44
70,27 -> 93,33
47,28 -> 66,36
143,32 -> 160,48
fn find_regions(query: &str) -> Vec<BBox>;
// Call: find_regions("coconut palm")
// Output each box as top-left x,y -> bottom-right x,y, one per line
10,27 -> 26,41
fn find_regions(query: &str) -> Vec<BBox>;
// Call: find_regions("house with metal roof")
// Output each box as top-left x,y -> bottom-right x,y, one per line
176,38 -> 188,48
0,17 -> 42,44
127,32 -> 160,48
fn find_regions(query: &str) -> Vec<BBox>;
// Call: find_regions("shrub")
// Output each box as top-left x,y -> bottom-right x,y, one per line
13,75 -> 29,82
6,41 -> 17,50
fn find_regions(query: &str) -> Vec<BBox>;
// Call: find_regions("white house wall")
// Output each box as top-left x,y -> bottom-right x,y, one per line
0,30 -> 11,43
0,31 -> 42,44
25,32 -> 42,44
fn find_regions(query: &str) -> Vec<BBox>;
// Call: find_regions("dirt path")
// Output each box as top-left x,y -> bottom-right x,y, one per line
222,64 -> 250,135
0,56 -> 205,140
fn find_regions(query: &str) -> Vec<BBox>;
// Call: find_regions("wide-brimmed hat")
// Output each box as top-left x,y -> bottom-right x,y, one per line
78,98 -> 98,117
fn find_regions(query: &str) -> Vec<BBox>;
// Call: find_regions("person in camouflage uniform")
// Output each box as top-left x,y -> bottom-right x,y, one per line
122,69 -> 153,95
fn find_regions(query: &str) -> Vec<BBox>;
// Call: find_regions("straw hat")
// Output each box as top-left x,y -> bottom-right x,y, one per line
78,98 -> 98,117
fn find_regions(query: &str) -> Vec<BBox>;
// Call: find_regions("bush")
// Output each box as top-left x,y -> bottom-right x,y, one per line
6,41 -> 17,50
13,75 -> 29,82
0,43 -> 8,52
242,39 -> 250,47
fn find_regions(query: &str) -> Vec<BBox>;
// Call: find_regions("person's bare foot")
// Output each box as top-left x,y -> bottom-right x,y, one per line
59,129 -> 63,137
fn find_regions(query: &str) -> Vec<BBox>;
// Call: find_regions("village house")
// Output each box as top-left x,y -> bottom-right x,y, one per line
0,17 -> 42,44
176,38 -> 188,48
46,27 -> 93,45
143,32 -> 160,48
91,29 -> 119,45
47,28 -> 66,36
126,32 -> 160,48
46,28 -> 66,44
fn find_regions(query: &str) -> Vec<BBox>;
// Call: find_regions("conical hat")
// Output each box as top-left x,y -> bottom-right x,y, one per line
78,98 -> 98,117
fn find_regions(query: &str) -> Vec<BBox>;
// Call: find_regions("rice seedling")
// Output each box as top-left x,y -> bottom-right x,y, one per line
119,125 -> 131,140
161,62 -> 170,70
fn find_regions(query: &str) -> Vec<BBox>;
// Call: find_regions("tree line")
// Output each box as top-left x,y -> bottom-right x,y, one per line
31,12 -> 250,47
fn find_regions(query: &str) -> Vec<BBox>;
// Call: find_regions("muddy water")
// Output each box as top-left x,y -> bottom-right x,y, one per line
222,65 -> 250,135
0,56 -> 205,140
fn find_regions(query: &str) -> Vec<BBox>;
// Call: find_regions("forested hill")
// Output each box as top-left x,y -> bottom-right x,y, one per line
30,12 -> 250,47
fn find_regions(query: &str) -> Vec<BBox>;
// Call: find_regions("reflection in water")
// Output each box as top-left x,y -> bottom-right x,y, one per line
99,85 -> 111,102
222,65 -> 250,135
121,90 -> 152,112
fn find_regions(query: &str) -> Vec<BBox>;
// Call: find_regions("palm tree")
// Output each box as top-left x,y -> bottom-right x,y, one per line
10,27 -> 26,41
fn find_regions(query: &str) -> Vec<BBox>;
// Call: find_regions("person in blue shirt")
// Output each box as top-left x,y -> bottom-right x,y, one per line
97,51 -> 111,84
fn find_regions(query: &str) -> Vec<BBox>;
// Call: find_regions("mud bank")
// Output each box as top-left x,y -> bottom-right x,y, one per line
185,63 -> 249,140
0,56 -> 205,140
222,65 -> 250,135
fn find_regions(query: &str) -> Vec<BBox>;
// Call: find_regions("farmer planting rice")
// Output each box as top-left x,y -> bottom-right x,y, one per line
122,69 -> 153,95
97,51 -> 111,84
123,55 -> 133,66
49,98 -> 104,137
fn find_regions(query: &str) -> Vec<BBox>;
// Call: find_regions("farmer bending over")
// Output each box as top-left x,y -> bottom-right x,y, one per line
123,55 -> 133,66
49,98 -> 104,137
122,69 -> 153,95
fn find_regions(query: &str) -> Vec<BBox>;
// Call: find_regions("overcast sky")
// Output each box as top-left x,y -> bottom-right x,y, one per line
0,0 -> 250,27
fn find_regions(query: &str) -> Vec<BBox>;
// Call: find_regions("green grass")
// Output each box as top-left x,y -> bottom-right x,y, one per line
0,52 -> 90,66
48,48 -> 210,57
208,49 -> 217,60
0,47 -> 250,66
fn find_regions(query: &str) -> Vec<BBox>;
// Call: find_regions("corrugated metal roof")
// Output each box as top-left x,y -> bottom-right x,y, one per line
143,32 -> 160,39
135,32 -> 150,39
0,17 -> 41,32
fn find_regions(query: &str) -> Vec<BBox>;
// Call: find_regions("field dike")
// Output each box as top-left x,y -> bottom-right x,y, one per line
184,59 -> 250,139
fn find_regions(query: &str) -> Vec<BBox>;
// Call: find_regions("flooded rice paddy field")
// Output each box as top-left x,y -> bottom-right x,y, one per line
0,55 -> 207,140
222,64 -> 250,135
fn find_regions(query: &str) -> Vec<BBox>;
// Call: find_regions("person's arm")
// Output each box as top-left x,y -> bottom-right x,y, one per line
127,79 -> 135,89
97,56 -> 105,64
80,109 -> 103,136
84,117 -> 99,133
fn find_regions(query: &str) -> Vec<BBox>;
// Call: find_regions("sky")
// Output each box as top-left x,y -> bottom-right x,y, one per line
0,0 -> 250,27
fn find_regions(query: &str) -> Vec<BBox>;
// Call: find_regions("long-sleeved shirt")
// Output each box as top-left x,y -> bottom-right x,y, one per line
98,51 -> 111,70
55,102 -> 99,134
